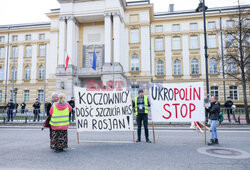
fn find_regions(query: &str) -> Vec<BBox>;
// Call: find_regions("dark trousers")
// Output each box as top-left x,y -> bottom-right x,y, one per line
69,110 -> 75,122
21,109 -> 25,114
7,110 -> 13,121
136,114 -> 149,140
227,109 -> 232,122
33,110 -> 40,121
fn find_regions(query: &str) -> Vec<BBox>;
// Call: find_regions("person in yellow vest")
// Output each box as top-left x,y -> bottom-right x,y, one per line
49,93 -> 72,152
133,89 -> 151,143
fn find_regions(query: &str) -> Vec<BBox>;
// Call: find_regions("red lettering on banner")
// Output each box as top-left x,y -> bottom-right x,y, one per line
189,103 -> 196,118
174,88 -> 179,101
179,89 -> 185,100
193,87 -> 201,100
86,79 -> 98,91
172,103 -> 180,118
185,88 -> 189,101
162,104 -> 172,119
180,104 -> 188,118
115,81 -> 124,91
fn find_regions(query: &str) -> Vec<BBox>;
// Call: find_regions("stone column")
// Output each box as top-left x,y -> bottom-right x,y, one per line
58,16 -> 67,66
113,13 -> 121,63
67,16 -> 77,66
104,13 -> 112,64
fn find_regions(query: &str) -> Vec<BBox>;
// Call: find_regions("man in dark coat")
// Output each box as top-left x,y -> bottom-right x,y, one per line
21,102 -> 26,114
224,96 -> 234,122
132,89 -> 151,143
68,97 -> 75,122
206,96 -> 220,145
33,98 -> 41,122
6,99 -> 15,122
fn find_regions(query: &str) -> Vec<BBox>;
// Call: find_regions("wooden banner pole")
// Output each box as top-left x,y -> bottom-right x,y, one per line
77,132 -> 79,144
152,121 -> 156,144
204,121 -> 206,145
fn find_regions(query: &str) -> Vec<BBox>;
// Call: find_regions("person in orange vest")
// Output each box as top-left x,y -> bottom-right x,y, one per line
49,93 -> 72,152
133,89 -> 151,143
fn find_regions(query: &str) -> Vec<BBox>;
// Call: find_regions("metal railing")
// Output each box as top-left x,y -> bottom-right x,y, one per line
0,109 -> 76,123
0,108 -> 248,124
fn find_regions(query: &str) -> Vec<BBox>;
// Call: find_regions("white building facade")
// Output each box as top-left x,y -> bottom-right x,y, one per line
0,0 -> 249,109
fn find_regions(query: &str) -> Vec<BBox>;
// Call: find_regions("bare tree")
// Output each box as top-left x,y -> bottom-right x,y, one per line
219,1 -> 249,123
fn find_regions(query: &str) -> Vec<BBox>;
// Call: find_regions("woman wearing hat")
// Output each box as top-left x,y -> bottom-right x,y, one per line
49,93 -> 72,152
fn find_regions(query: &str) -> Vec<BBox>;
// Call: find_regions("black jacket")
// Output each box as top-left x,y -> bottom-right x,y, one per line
6,102 -> 15,110
208,102 -> 220,120
224,100 -> 233,109
33,102 -> 41,109
21,103 -> 26,109
68,100 -> 75,109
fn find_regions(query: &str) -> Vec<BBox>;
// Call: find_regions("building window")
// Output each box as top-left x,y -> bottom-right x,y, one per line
0,90 -> 2,103
226,34 -> 234,47
39,44 -> 46,57
25,46 -> 32,57
229,86 -> 238,100
39,34 -> 45,40
173,59 -> 181,75
208,35 -> 216,48
12,35 -> 18,42
173,37 -> 181,50
38,90 -> 44,102
190,36 -> 198,49
156,60 -> 164,76
190,23 -> 197,31
12,46 -> 18,58
155,38 -> 164,51
0,36 -> 4,43
88,51 -> 101,67
209,58 -> 218,74
25,34 -> 31,41
211,86 -> 219,98
248,58 -> 250,73
208,22 -> 215,29
24,66 -> 30,80
23,90 -> 29,102
38,65 -> 45,79
246,19 -> 250,26
11,66 -> 17,80
131,85 -> 139,100
0,67 -> 3,80
131,55 -> 139,72
155,25 -> 163,33
246,33 -> 250,46
191,59 -> 199,75
228,58 -> 236,74
130,29 -> 139,44
0,47 -> 4,58
227,20 -> 234,28
173,24 -> 180,31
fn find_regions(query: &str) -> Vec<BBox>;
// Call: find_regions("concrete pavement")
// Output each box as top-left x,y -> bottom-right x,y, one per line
0,127 -> 250,170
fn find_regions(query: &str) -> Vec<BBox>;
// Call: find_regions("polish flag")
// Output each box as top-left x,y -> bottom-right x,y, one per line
65,54 -> 69,71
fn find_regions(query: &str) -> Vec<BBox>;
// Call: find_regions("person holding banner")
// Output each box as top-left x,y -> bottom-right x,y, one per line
206,96 -> 220,145
49,93 -> 72,152
133,89 -> 151,143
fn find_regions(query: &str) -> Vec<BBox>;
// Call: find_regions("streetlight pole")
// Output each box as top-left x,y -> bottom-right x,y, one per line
196,0 -> 209,99
43,44 -> 47,118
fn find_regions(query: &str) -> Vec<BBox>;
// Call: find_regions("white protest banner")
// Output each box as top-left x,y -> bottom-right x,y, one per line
150,82 -> 205,122
74,86 -> 133,132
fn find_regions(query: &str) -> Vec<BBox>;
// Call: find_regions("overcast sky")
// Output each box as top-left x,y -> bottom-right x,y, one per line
0,0 -> 249,25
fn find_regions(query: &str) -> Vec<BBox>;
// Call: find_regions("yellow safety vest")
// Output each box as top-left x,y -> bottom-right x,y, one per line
134,96 -> 149,115
49,104 -> 69,127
